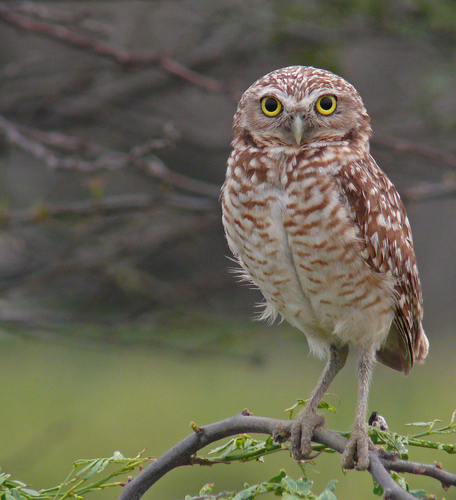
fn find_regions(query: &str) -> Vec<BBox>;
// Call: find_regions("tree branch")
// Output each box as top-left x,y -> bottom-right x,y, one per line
115,411 -> 453,500
0,3 -> 236,97
373,134 -> 456,170
0,192 -> 216,228
0,114 -> 220,219
385,459 -> 456,490
401,180 -> 456,203
1,3 -> 454,204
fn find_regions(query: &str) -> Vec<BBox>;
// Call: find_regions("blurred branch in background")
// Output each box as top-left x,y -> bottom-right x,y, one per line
0,2 -> 238,97
0,1 -> 455,339
0,1 -> 454,203
0,114 -> 218,200
0,1 -> 235,335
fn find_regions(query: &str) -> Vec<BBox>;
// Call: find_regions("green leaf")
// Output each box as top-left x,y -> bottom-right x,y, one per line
450,409 -> 456,427
76,458 -> 101,477
409,490 -> 428,499
281,477 -> 298,493
208,434 -> 283,462
323,480 -> 337,493
20,489 -> 40,497
83,460 -> 104,479
10,482 -> 26,488
405,420 -> 441,429
285,399 -> 336,419
0,474 -> 10,487
295,477 -> 313,493
11,490 -> 22,500
232,485 -> 256,500
390,471 -> 409,491
368,427 -> 408,458
78,458 -> 110,480
199,483 -> 213,496
317,480 -> 338,500
372,480 -> 383,496
285,399 -> 306,418
317,401 -> 337,413
209,439 -> 236,455
268,470 -> 287,484
317,491 -> 337,500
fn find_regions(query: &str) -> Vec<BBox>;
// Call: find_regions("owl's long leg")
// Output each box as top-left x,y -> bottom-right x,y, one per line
291,343 -> 349,461
341,347 -> 376,470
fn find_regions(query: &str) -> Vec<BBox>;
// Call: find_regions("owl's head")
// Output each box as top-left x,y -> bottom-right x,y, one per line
234,66 -> 371,151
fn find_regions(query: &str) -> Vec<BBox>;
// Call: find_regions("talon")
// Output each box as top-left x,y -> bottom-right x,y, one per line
341,428 -> 371,471
290,410 -> 325,461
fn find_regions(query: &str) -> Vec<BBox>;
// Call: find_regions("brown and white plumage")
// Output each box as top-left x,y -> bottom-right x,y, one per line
221,65 -> 428,470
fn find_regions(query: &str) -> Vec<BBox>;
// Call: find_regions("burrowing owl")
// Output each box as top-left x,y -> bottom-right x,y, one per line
221,66 -> 429,470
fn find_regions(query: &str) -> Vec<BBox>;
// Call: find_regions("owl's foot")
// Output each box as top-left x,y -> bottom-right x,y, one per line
341,426 -> 373,471
290,410 -> 326,461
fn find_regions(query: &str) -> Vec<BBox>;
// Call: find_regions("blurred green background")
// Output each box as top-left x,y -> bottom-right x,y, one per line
1,324 -> 455,499
0,1 -> 455,499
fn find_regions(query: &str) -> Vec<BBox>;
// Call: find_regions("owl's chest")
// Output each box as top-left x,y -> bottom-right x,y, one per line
223,165 -> 357,300
222,164 -> 394,346
223,165 -> 356,265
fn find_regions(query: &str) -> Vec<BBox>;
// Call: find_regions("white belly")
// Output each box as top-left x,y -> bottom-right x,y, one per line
222,170 -> 395,359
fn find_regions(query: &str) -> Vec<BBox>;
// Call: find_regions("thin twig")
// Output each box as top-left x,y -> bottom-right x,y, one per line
374,134 -> 456,170
0,192 -> 215,228
0,3 -> 235,97
0,194 -> 159,224
2,2 -> 455,185
0,3 -> 155,65
0,114 -> 220,205
1,3 -> 454,204
401,181 -> 456,203
141,156 -> 220,198
0,114 -> 61,168
385,459 -> 456,490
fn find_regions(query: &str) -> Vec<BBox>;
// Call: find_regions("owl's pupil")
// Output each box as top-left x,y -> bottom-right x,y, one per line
264,98 -> 278,112
320,97 -> 333,110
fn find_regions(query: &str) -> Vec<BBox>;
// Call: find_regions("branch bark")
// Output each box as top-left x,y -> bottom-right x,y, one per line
116,411 -> 453,500
385,459 -> 456,490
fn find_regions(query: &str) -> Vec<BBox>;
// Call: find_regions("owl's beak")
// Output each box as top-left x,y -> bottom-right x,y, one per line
291,116 -> 305,145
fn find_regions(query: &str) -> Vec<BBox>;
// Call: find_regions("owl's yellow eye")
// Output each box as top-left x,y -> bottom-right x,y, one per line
261,96 -> 282,117
316,95 -> 337,115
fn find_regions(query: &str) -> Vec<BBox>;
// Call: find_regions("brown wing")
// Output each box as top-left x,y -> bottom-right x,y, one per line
335,155 -> 428,375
